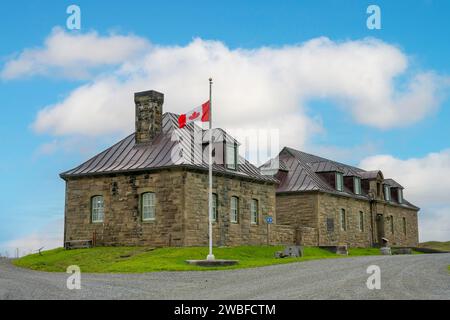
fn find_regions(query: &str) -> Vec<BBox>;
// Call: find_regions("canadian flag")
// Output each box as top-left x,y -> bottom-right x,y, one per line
178,101 -> 210,129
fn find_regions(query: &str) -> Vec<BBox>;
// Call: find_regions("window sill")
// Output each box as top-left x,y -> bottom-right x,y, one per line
142,219 -> 156,223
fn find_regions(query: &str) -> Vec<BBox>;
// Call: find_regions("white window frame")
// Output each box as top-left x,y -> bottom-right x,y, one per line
251,199 -> 259,225
212,193 -> 218,222
384,185 -> 391,201
226,143 -> 237,170
340,208 -> 346,231
354,177 -> 361,195
91,195 -> 104,223
142,192 -> 156,221
398,189 -> 403,204
230,196 -> 239,223
336,172 -> 344,191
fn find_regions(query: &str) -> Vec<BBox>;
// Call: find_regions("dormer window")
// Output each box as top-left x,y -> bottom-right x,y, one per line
398,189 -> 403,204
353,177 -> 361,195
384,185 -> 391,201
336,172 -> 344,191
226,143 -> 237,170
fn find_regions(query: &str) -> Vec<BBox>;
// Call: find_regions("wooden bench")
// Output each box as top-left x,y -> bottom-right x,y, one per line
65,240 -> 93,250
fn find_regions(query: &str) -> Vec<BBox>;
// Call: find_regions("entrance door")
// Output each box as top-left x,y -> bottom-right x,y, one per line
376,214 -> 384,246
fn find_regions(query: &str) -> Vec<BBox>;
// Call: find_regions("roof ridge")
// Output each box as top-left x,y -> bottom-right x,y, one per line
283,146 -> 366,173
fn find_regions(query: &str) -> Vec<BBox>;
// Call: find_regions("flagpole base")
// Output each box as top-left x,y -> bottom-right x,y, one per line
206,254 -> 215,261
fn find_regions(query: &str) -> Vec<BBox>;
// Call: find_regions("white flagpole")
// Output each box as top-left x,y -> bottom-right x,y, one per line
207,78 -> 215,261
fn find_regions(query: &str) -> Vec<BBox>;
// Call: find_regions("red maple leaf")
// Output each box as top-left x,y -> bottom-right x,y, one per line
189,111 -> 200,120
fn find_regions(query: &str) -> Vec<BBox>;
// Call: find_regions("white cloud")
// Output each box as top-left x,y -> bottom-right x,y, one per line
359,150 -> 450,241
0,29 -> 445,147
419,206 -> 450,242
359,150 -> 450,206
0,219 -> 63,257
1,27 -> 149,80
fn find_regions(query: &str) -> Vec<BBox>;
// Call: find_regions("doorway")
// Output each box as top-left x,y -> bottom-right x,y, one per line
376,214 -> 384,246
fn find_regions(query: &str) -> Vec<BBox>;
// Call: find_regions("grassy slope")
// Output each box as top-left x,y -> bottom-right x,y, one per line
419,241 -> 450,252
13,246 -> 382,273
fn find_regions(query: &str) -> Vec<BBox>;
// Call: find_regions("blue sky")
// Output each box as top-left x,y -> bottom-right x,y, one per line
1,0 -> 449,255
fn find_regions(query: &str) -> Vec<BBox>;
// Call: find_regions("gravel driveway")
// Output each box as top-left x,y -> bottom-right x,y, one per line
0,254 -> 449,300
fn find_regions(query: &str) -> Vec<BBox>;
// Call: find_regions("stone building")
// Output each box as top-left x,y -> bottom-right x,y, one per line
61,90 -> 419,248
61,90 -> 292,247
268,147 -> 419,247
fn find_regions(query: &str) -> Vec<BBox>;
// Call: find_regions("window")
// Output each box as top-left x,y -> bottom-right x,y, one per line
230,196 -> 239,223
226,143 -> 237,170
359,211 -> 364,232
398,189 -> 403,204
390,215 -> 394,234
384,185 -> 391,201
336,173 -> 344,191
340,209 -> 346,231
326,218 -> 334,232
402,217 -> 407,235
142,192 -> 156,221
91,196 -> 104,223
211,193 -> 218,222
251,199 -> 259,224
354,177 -> 361,195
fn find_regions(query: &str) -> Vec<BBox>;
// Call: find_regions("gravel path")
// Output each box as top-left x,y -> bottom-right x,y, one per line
0,254 -> 449,300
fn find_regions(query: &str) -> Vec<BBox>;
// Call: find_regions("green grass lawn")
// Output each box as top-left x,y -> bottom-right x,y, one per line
13,246 -> 384,273
419,241 -> 450,252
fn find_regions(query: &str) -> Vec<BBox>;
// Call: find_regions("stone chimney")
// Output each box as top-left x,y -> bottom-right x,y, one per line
134,90 -> 164,144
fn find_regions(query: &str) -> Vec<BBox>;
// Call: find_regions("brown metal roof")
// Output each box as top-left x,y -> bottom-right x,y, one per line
273,147 -> 419,210
359,170 -> 383,180
61,113 -> 277,184
384,178 -> 404,189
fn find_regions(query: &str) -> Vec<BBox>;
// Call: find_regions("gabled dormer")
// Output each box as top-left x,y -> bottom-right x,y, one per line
309,161 -> 345,192
359,170 -> 384,199
202,128 -> 240,170
344,174 -> 362,195
384,179 -> 404,204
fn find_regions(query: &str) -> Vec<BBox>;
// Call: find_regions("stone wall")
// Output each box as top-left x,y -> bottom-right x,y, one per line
64,169 -> 185,247
64,169 -> 418,248
276,193 -> 317,228
64,168 -> 289,247
269,225 -> 296,245
373,202 -> 419,247
317,193 -> 373,247
316,193 -> 419,248
183,171 -> 283,246
296,227 -> 318,246
275,193 -> 319,246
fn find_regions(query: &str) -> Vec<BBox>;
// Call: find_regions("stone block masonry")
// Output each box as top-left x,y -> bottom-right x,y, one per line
275,191 -> 418,248
64,168 -> 294,247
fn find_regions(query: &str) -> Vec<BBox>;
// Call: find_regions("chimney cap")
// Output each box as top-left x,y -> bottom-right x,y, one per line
134,90 -> 164,101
